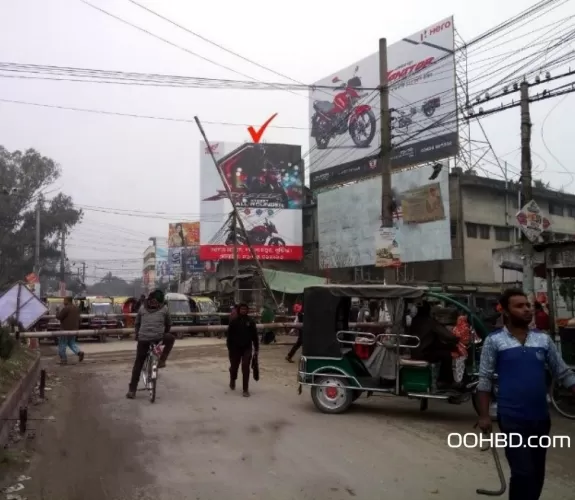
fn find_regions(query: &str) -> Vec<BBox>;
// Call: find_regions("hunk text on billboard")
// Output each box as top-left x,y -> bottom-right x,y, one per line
388,57 -> 434,83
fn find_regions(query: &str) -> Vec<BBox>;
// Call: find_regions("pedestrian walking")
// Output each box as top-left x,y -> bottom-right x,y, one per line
477,288 -> 575,500
286,307 -> 303,362
227,303 -> 258,397
126,290 -> 175,399
56,296 -> 84,365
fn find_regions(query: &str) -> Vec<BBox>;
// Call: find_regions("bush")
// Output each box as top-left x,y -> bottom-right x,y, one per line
0,326 -> 15,360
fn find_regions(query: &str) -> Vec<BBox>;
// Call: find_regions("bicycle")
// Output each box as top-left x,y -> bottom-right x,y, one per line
141,341 -> 163,403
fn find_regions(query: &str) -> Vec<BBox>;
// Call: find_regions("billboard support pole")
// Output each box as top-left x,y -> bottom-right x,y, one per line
379,38 -> 396,285
231,211 -> 240,303
193,116 -> 279,310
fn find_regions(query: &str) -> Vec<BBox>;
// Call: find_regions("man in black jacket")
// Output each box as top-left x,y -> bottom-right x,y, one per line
227,303 -> 259,397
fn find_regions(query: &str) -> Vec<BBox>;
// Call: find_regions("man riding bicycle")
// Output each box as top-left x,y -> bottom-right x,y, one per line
126,289 -> 175,399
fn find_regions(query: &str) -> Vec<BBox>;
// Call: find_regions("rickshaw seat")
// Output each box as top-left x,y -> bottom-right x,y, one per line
399,359 -> 430,368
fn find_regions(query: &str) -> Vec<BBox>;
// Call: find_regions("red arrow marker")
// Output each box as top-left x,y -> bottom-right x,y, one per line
247,113 -> 278,143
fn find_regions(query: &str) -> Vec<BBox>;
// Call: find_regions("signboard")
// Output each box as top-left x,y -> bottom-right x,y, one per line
401,182 -> 445,223
516,200 -> 551,243
0,283 -> 48,329
199,141 -> 304,261
309,17 -> 457,190
318,163 -> 451,268
375,227 -> 401,267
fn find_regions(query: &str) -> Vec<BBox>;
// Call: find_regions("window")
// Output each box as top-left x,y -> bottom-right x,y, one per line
450,221 -> 458,239
466,223 -> 477,238
568,206 -> 575,218
494,226 -> 511,242
478,224 -> 490,239
549,202 -> 563,216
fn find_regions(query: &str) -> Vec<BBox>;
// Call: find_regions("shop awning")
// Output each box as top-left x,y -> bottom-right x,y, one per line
262,269 -> 327,295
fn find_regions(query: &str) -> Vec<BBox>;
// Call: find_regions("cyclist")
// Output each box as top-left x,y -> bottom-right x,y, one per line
126,289 -> 174,399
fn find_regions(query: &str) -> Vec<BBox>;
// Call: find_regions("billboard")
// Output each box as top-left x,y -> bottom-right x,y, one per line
199,141 -> 304,261
168,222 -> 200,248
318,163 -> 451,268
155,247 -> 170,282
168,246 -> 203,277
309,17 -> 457,190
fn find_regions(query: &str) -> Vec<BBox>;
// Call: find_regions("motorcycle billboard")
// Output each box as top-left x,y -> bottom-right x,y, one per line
199,141 -> 303,261
317,163 -> 452,268
309,17 -> 457,190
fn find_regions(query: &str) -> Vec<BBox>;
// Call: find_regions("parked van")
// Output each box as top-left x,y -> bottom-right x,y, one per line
165,292 -> 194,338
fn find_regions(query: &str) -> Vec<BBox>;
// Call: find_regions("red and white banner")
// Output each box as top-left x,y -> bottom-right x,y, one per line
200,245 -> 303,261
199,142 -> 303,261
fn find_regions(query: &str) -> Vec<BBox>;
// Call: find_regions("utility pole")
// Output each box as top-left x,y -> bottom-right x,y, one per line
82,261 -> 86,283
34,199 -> 41,276
59,227 -> 66,296
379,37 -> 395,285
231,211 -> 240,304
520,81 -> 535,304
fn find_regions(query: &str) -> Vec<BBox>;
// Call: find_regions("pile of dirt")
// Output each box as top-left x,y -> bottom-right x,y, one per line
0,344 -> 37,402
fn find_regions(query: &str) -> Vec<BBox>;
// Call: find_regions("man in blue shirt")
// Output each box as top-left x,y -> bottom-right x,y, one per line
477,288 -> 575,500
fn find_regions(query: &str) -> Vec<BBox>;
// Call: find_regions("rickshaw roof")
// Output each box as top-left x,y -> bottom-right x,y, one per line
304,284 -> 426,300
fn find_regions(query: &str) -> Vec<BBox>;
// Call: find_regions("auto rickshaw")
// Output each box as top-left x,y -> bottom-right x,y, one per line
84,296 -> 122,342
297,284 -> 495,415
189,296 -> 221,337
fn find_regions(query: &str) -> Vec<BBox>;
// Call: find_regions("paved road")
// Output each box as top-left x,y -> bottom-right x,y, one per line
3,344 -> 575,499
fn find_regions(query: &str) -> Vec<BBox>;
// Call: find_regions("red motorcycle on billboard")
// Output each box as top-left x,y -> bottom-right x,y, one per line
225,218 -> 285,246
311,66 -> 376,150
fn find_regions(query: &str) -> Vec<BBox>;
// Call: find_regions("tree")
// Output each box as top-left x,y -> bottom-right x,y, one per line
0,146 -> 83,288
86,273 -> 141,297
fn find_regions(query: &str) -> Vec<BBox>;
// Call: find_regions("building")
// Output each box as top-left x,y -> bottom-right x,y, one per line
142,237 -> 168,293
142,243 -> 156,293
309,168 -> 575,284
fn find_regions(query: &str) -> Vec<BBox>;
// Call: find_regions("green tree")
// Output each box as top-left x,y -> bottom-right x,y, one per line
0,146 -> 83,288
86,273 -> 141,297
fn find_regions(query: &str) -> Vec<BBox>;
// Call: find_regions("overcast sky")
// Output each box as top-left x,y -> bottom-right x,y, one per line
1,0 -> 573,280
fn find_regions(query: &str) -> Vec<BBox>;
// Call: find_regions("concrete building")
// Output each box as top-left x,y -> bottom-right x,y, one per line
310,168 -> 575,284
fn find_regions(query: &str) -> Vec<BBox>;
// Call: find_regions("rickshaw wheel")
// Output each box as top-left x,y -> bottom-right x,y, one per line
550,378 -> 575,419
311,376 -> 354,414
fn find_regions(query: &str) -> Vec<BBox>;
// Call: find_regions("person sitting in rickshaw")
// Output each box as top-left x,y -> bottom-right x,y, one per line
408,301 -> 459,387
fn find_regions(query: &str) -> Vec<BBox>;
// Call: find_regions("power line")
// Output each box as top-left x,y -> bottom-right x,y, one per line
0,98 -> 308,130
127,0 -> 311,88
80,0 -> 307,98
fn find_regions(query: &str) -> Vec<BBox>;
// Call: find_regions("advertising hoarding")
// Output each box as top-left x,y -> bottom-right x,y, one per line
155,247 -> 170,282
309,17 -> 457,190
168,222 -> 200,248
199,141 -> 304,261
168,246 -> 203,276
318,164 -> 451,268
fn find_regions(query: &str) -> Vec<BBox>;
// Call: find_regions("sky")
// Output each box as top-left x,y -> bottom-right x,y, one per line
1,0 -> 574,281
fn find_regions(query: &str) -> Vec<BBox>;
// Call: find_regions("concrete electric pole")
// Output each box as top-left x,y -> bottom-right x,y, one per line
520,81 -> 535,304
59,227 -> 66,296
34,198 -> 41,276
379,37 -> 396,285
